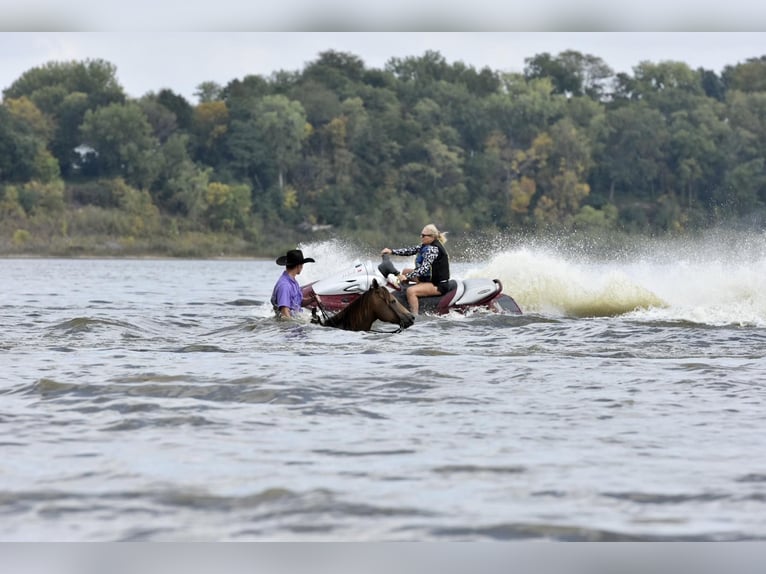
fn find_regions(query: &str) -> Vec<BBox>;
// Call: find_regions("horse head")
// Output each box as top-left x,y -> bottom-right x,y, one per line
368,279 -> 415,330
320,278 -> 415,331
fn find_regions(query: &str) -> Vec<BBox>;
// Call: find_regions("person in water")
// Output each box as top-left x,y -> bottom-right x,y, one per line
271,249 -> 315,319
381,223 -> 450,315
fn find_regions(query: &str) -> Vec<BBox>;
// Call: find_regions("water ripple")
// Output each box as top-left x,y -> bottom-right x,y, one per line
4,257 -> 766,541
429,522 -> 752,541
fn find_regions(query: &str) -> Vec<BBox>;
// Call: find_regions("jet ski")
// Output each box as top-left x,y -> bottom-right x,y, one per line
301,255 -> 522,315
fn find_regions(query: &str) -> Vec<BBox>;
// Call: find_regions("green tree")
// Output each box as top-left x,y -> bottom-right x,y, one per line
719,159 -> 766,217
726,90 -> 766,159
289,79 -> 343,126
387,50 -> 451,85
16,180 -> 65,216
534,170 -> 590,229
531,119 -> 592,228
572,204 -> 618,232
302,50 -> 366,98
191,101 -> 229,167
4,97 -> 54,141
108,178 -> 161,236
152,133 -> 211,217
225,95 -> 309,225
55,92 -> 91,175
423,137 -> 467,204
474,131 -> 515,227
247,95 -> 309,194
138,95 -> 179,143
630,61 -> 704,104
723,90 -> 766,216
3,59 -> 124,109
80,102 -> 161,189
3,59 -> 126,176
203,182 -> 252,230
194,81 -> 223,104
596,102 -> 668,203
156,88 -> 194,131
722,56 -> 766,93
0,99 -> 59,183
666,98 -> 730,209
224,74 -> 272,103
492,74 -> 565,148
0,185 -> 27,220
700,68 -> 726,101
525,50 -> 613,99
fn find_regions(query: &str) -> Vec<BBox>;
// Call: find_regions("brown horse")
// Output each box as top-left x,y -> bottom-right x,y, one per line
317,279 -> 415,332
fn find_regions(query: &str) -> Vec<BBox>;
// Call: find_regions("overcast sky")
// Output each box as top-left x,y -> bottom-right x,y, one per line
2,32 -> 765,103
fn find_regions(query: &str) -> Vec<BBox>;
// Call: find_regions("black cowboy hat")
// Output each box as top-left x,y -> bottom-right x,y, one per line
276,249 -> 316,266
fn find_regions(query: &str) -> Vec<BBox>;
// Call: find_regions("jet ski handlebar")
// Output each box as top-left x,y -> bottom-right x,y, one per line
378,254 -> 400,277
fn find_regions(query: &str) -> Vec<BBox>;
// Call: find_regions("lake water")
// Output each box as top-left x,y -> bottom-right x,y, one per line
2,235 -> 766,541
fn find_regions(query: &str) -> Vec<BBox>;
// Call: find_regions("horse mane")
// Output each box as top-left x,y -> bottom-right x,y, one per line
322,288 -> 376,331
318,278 -> 414,332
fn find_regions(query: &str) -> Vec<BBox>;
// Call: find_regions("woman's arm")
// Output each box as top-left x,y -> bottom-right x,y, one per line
389,246 -> 419,257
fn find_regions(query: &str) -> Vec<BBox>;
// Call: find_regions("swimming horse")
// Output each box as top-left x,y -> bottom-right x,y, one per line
313,279 -> 415,332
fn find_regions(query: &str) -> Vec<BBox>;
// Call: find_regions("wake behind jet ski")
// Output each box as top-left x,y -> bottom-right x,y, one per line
301,255 -> 522,316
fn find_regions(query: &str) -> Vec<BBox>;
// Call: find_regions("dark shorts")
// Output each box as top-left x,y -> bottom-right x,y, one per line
437,280 -> 455,295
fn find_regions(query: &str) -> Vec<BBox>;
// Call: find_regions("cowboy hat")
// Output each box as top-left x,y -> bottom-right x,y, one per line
276,249 -> 316,266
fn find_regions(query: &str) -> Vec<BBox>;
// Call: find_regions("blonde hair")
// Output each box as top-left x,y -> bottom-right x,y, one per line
423,223 -> 447,244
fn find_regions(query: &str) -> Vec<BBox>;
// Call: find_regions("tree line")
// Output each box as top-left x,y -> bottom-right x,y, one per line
2,49 -> 766,255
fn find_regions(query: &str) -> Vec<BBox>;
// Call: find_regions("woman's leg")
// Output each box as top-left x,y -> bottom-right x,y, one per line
406,282 -> 439,315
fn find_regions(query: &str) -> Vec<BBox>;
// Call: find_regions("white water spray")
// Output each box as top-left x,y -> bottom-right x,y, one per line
466,234 -> 766,326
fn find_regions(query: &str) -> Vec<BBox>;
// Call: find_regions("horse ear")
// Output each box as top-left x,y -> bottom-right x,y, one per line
371,278 -> 379,289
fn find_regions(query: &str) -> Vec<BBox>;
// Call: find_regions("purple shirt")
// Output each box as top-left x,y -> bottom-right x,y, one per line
271,271 -> 303,316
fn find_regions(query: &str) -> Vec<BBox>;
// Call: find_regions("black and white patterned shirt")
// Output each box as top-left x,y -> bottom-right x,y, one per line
391,245 -> 440,281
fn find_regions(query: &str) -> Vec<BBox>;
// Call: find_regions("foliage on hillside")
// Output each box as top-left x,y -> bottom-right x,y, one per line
2,52 -> 766,257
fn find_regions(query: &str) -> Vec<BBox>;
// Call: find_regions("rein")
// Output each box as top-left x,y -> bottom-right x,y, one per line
370,323 -> 403,334
373,300 -> 405,333
311,295 -> 331,325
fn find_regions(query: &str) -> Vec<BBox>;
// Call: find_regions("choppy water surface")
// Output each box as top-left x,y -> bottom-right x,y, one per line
2,236 -> 766,541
